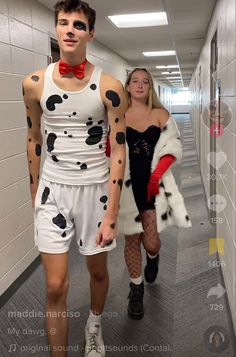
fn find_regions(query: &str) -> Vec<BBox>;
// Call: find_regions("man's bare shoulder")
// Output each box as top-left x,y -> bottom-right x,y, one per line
100,72 -> 126,109
23,68 -> 46,90
101,72 -> 124,92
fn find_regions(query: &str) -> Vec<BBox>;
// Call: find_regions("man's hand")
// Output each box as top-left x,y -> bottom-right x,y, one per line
96,216 -> 117,248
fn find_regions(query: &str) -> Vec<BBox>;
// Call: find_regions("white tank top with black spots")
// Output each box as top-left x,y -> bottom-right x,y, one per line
40,63 -> 109,185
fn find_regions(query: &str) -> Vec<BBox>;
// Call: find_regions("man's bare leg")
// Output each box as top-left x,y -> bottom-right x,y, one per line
41,252 -> 69,357
86,252 -> 108,315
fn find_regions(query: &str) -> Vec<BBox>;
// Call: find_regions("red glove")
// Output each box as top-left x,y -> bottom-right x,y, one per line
105,136 -> 111,157
147,154 -> 176,201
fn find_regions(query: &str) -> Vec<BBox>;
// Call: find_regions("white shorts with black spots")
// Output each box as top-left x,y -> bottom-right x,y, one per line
34,178 -> 116,255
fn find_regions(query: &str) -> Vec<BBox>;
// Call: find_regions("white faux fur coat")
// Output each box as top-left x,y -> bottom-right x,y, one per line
117,115 -> 192,235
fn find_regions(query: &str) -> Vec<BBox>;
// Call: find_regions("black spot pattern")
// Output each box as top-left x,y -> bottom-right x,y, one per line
31,75 -> 39,82
85,120 -> 103,145
41,187 -> 50,204
52,155 -> 59,162
86,117 -> 93,126
80,163 -> 87,170
105,90 -> 120,107
161,212 -> 168,220
52,213 -> 66,229
164,192 -> 172,198
118,160 -> 122,164
110,223 -> 115,229
27,116 -> 32,128
116,132 -> 125,144
100,195 -> 108,204
98,222 -> 102,228
185,215 -> 189,221
76,162 -> 87,170
69,112 -> 77,118
135,215 -> 141,222
162,126 -> 167,131
125,179 -> 131,187
100,195 -> 108,210
35,144 -> 41,156
160,182 -> 165,189
61,232 -> 66,238
46,94 -> 68,111
79,239 -> 83,246
30,174 -> 33,184
118,179 -> 123,190
115,118 -> 119,123
90,84 -> 97,90
47,133 -> 57,152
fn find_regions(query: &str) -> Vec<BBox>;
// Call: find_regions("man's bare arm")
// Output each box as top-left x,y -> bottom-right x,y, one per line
102,75 -> 127,224
22,72 -> 44,206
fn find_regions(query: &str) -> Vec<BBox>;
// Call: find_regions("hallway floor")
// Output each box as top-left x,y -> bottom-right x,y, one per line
0,114 -> 235,357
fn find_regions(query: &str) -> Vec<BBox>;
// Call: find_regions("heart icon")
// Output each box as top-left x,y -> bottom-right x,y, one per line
207,151 -> 227,170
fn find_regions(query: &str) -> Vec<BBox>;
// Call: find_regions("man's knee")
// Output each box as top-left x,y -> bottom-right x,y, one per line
89,267 -> 108,282
47,278 -> 69,301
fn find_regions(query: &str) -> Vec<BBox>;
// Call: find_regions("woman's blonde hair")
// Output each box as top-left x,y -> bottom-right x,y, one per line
125,68 -> 168,112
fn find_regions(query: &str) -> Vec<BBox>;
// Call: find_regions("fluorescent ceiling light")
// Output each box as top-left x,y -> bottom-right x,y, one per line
156,65 -> 179,69
166,77 -> 181,79
162,71 -> 180,74
143,51 -> 175,57
108,12 -> 168,28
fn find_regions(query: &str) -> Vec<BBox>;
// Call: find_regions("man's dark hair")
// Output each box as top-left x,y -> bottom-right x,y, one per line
54,0 -> 96,32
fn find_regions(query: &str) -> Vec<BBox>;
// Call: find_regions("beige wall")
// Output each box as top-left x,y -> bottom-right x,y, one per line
190,0 -> 236,330
0,0 -> 171,296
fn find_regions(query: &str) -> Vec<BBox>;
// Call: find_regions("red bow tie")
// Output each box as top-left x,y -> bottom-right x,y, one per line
59,59 -> 87,79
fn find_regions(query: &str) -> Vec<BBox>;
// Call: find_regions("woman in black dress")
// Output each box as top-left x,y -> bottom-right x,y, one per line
124,68 -> 176,319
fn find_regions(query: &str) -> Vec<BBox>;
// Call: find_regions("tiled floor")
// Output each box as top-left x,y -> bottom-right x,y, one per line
0,114 -> 235,356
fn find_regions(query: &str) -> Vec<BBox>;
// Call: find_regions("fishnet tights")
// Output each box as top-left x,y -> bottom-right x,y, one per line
124,209 -> 161,279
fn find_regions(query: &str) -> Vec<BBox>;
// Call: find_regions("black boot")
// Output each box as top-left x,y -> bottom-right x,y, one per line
127,282 -> 144,320
144,253 -> 160,283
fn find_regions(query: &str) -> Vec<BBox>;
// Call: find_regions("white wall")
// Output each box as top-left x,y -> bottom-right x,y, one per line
0,0 -> 171,296
190,0 -> 236,331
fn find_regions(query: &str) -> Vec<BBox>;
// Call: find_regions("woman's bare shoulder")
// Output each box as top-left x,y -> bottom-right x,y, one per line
152,107 -> 170,128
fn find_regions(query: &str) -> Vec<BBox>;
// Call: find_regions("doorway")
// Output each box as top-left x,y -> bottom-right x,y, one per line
49,37 -> 60,64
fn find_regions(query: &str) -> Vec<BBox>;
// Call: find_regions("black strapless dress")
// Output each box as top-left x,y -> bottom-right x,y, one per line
126,125 -> 161,212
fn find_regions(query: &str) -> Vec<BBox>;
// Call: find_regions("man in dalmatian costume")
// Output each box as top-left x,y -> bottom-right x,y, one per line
22,1 -> 126,356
